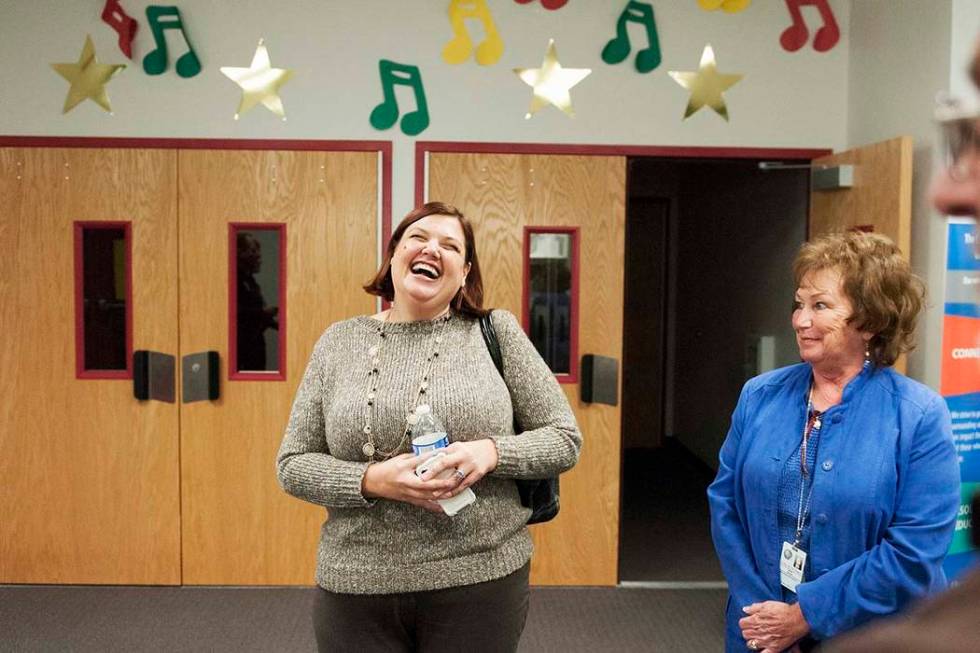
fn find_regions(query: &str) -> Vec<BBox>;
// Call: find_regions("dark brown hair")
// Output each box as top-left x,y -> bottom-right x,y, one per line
793,231 -> 925,367
363,201 -> 490,319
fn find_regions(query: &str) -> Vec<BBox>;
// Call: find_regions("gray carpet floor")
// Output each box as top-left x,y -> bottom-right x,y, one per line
0,585 -> 726,652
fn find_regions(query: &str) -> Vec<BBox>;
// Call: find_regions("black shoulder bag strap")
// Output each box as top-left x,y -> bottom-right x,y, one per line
479,313 -> 560,525
479,314 -> 504,375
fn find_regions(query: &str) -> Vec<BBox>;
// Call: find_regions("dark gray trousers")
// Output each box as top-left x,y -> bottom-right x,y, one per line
312,562 -> 530,653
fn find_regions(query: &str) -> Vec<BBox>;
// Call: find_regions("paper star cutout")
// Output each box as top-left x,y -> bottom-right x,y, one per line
668,44 -> 743,121
514,39 -> 591,119
50,35 -> 126,114
220,39 -> 295,120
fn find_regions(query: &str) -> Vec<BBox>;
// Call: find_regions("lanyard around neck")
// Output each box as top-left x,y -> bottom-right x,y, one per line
795,385 -> 822,546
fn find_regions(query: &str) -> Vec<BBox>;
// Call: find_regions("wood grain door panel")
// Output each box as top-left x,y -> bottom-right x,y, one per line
0,147 -> 180,584
429,152 -> 625,585
809,136 -> 913,372
178,149 -> 379,584
809,136 -> 912,250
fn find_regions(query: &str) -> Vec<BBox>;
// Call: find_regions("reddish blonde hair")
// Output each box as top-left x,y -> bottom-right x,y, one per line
793,231 -> 924,367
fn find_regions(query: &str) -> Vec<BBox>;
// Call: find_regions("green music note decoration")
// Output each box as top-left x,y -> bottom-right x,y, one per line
142,5 -> 201,78
601,1 -> 662,74
369,60 -> 430,136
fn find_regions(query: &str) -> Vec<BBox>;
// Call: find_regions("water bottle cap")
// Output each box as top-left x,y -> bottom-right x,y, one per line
415,404 -> 431,415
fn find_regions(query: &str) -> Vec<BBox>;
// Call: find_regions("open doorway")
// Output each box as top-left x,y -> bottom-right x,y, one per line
619,157 -> 810,583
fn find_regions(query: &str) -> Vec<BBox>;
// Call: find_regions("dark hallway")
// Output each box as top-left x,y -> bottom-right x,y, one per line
619,156 -> 810,584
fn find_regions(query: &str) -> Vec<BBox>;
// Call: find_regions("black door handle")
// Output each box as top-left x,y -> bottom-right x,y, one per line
182,351 -> 220,403
133,350 -> 176,403
580,354 -> 619,406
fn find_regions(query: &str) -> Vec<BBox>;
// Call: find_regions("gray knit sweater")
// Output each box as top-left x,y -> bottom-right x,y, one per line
276,309 -> 581,594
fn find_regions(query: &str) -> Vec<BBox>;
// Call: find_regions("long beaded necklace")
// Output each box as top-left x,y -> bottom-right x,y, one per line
361,308 -> 452,460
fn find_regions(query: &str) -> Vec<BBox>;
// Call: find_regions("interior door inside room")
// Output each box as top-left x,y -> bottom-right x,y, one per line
0,147 -> 181,585
619,157 -> 810,583
808,136 -> 913,374
179,149 -> 380,585
0,144 -> 382,587
428,151 -> 626,587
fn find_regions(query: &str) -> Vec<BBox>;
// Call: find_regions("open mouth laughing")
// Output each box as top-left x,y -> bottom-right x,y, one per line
410,260 -> 441,280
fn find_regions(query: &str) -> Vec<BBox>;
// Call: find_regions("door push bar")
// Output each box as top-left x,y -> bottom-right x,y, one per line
134,350 -> 220,403
133,350 -> 176,403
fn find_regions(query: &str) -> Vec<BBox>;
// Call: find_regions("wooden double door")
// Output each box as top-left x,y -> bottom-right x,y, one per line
0,146 -> 379,584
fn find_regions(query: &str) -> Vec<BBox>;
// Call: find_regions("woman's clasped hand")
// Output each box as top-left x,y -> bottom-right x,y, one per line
740,601 -> 809,653
361,440 -> 500,508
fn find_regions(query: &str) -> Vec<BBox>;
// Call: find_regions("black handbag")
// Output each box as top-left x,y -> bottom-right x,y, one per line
479,314 -> 560,525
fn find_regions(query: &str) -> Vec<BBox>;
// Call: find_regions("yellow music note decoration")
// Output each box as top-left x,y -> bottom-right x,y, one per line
698,0 -> 752,13
442,0 -> 504,66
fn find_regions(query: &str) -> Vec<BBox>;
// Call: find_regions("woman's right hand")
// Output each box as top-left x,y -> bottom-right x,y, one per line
361,453 -> 456,512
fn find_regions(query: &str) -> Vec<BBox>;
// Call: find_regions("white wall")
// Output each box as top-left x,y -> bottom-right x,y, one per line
951,0 -> 980,99
847,0 -> 956,388
0,0 -> 849,220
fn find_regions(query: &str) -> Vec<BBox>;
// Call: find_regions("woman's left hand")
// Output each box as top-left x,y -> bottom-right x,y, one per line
418,439 -> 498,498
739,601 -> 810,653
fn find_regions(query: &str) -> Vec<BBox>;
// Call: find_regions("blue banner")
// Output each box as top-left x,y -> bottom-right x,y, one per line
942,221 -> 980,581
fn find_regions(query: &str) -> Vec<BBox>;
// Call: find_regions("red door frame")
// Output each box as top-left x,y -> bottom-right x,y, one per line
414,140 -> 831,207
0,136 -> 393,247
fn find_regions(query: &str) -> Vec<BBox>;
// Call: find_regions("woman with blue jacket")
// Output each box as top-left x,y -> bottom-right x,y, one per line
708,231 -> 960,652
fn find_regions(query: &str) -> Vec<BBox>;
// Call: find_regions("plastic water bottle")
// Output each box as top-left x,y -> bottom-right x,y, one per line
410,404 -> 449,454
410,404 -> 476,516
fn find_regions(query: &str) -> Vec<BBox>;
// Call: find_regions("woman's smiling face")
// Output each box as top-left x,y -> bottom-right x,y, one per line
390,214 -> 470,313
792,267 -> 870,372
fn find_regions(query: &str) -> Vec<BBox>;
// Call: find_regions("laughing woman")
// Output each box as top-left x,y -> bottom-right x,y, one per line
276,202 -> 581,653
708,231 -> 960,652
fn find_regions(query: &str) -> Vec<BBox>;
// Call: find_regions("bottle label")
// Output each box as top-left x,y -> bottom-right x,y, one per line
411,431 -> 448,455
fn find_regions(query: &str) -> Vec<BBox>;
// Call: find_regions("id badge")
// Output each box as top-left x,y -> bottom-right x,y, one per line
779,541 -> 807,592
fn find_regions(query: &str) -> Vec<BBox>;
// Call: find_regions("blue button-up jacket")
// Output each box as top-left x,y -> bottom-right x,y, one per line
708,363 -> 959,651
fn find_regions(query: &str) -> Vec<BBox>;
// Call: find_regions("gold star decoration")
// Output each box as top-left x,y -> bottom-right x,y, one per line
220,39 -> 295,120
514,39 -> 591,119
50,35 -> 126,114
668,44 -> 743,122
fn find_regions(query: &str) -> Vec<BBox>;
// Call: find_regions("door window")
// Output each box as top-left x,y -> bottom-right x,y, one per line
74,222 -> 132,378
230,224 -> 286,380
524,228 -> 579,382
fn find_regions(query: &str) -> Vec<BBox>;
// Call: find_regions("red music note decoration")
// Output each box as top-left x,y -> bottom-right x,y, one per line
515,0 -> 569,10
780,0 -> 839,53
101,0 -> 138,59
